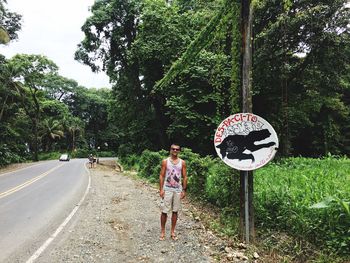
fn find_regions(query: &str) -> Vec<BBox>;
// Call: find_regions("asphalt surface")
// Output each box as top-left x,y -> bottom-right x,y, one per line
0,158 -> 90,263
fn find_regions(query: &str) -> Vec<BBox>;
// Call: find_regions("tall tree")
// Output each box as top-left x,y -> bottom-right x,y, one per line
76,0 -> 235,154
253,0 -> 350,156
0,55 -> 30,163
75,0 -> 152,153
7,54 -> 59,161
76,0 -> 350,157
39,118 -> 64,152
135,0 -> 237,154
61,116 -> 85,153
63,86 -> 112,151
42,74 -> 78,101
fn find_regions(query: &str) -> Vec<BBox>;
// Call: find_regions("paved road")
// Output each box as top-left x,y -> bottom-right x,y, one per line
0,158 -> 90,262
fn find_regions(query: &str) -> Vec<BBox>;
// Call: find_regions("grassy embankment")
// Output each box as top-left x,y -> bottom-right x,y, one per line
120,150 -> 349,262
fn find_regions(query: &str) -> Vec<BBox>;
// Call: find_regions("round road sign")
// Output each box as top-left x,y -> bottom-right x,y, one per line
214,113 -> 278,171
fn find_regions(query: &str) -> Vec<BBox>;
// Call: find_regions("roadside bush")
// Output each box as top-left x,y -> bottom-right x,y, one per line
131,148 -> 240,209
180,148 -> 209,196
138,150 -> 166,183
0,144 -> 25,166
97,151 -> 115,157
206,159 -> 240,208
119,154 -> 139,170
117,143 -> 138,158
74,148 -> 90,158
38,151 -> 61,160
121,149 -> 349,259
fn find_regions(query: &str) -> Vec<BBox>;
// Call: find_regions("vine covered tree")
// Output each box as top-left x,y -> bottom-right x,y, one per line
75,0 -> 350,157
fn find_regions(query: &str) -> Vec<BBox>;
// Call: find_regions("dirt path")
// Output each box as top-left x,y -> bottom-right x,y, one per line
34,160 -> 240,263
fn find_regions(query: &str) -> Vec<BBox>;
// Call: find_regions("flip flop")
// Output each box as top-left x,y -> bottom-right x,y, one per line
159,235 -> 165,241
171,234 -> 178,241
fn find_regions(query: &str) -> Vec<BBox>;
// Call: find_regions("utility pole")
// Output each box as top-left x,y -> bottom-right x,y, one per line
240,0 -> 255,243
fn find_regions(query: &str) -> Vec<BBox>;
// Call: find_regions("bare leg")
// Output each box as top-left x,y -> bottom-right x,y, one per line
160,212 -> 167,240
171,212 -> 178,239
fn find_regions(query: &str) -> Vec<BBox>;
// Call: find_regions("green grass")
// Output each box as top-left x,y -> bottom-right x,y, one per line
255,156 -> 350,256
120,149 -> 349,260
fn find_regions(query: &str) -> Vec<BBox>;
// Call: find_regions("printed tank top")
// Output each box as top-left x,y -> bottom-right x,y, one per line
163,157 -> 183,193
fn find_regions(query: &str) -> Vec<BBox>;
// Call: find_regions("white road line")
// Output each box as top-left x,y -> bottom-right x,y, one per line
26,164 -> 91,263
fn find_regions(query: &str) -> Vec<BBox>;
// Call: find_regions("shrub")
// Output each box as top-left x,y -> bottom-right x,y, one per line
119,154 -> 139,170
205,159 -> 240,208
38,151 -> 61,160
117,143 -> 138,158
130,147 -> 240,209
117,149 -> 350,259
138,150 -> 166,183
97,151 -> 115,157
122,148 -> 350,258
0,144 -> 25,166
74,148 -> 90,158
180,149 -> 209,196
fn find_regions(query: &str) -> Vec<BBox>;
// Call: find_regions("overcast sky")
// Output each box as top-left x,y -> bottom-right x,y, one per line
0,0 -> 111,89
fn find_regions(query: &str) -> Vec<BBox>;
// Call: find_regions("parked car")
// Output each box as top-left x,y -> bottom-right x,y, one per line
59,154 -> 70,161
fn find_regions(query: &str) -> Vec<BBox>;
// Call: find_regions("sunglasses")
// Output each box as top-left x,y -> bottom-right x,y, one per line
171,148 -> 180,152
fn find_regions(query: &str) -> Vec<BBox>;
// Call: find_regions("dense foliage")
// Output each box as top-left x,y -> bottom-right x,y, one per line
120,148 -> 240,208
0,1 -> 119,165
1,0 -> 349,260
1,1 -> 349,160
1,71 -> 117,163
120,150 -> 350,259
0,54 -> 114,164
76,0 -> 241,155
76,0 -> 350,158
253,0 -> 350,157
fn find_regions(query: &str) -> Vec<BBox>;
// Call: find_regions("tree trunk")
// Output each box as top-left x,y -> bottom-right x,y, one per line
32,118 -> 39,161
0,94 -> 9,122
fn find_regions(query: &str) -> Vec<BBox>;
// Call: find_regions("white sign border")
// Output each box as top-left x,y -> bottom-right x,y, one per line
214,113 -> 279,171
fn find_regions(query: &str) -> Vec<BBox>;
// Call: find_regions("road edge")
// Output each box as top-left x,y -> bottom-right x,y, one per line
25,163 -> 91,263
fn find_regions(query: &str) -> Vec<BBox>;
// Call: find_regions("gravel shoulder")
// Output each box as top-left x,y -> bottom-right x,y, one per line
34,160 -> 233,263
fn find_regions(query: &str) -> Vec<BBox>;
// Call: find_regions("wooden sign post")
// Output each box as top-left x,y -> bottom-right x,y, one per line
214,114 -> 279,243
241,0 -> 254,243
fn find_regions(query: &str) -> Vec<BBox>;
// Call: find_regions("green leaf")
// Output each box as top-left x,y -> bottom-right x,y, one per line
310,196 -> 335,209
339,200 -> 350,217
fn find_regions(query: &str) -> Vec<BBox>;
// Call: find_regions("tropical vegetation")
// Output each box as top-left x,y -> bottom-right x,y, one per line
120,149 -> 350,261
1,0 -> 349,261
